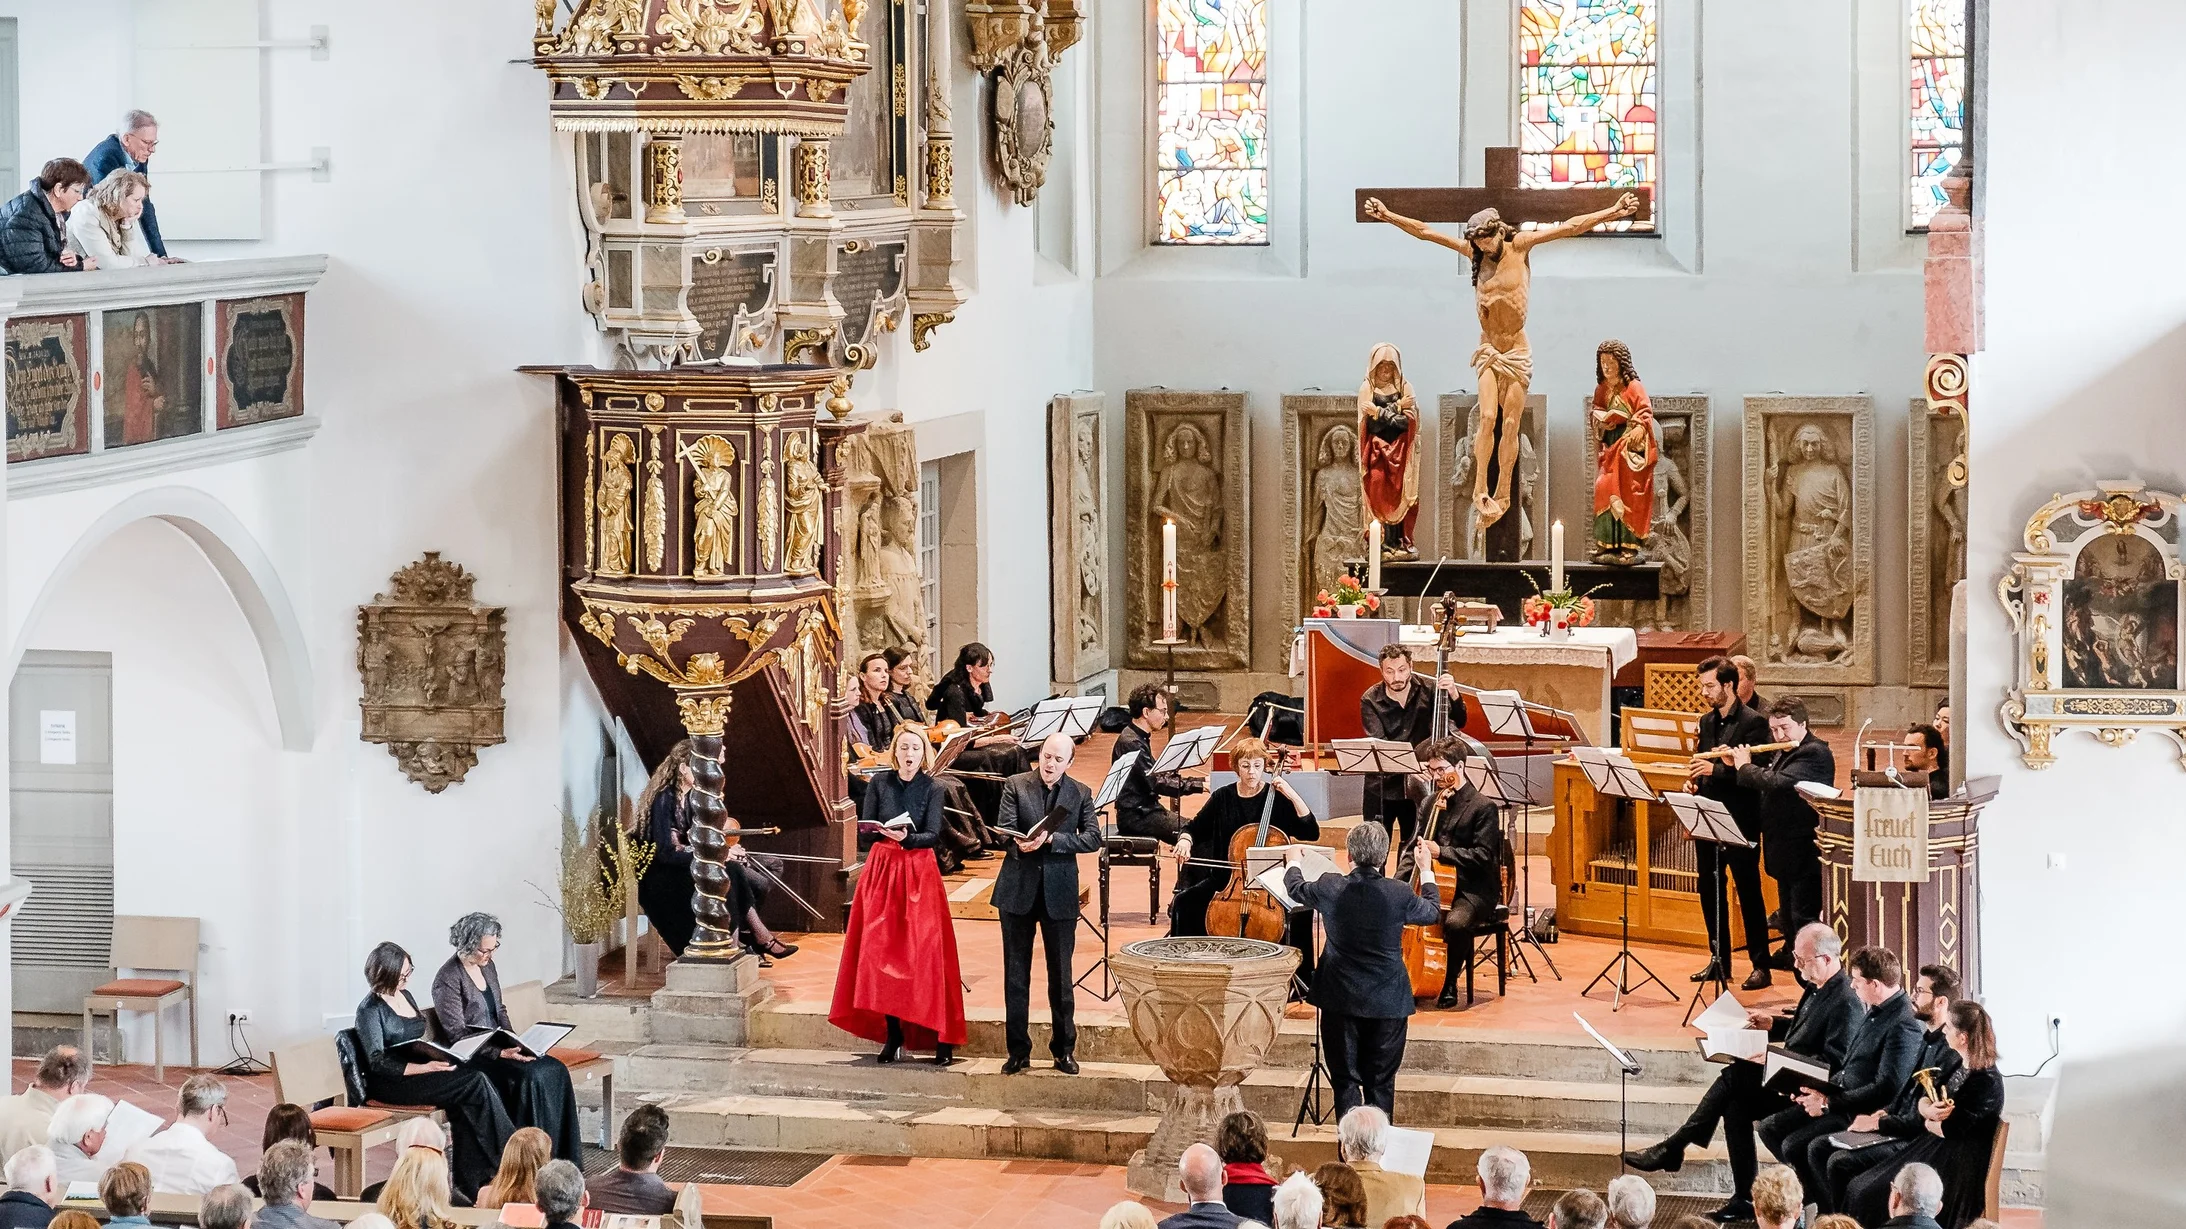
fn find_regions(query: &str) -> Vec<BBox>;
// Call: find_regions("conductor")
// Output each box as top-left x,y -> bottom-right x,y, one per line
1283,823 -> 1442,1119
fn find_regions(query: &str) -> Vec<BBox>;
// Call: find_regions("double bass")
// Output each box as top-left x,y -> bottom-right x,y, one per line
1202,716 -> 1297,943
1401,593 -> 1462,999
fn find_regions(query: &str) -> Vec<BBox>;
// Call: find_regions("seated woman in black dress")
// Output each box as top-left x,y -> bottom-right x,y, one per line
354,941 -> 513,1201
429,913 -> 581,1164
1169,737 -> 1320,983
1842,1000 -> 2006,1228
927,642 -> 1029,831
634,743 -> 797,960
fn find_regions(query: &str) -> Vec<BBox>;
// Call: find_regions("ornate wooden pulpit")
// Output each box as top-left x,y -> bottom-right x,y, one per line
1811,789 -> 1989,996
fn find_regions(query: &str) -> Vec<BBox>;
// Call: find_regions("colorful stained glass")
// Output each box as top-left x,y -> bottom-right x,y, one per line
1518,0 -> 1657,233
1155,0 -> 1269,246
1909,0 -> 1968,228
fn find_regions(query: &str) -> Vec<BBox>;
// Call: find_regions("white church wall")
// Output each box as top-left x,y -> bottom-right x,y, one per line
1970,0 -> 2186,1065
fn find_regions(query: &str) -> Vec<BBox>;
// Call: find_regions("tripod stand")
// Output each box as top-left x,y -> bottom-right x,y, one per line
1581,827 -> 1675,1010
1290,964 -> 1330,1134
1571,748 -> 1675,1011
1661,791 -> 1751,1026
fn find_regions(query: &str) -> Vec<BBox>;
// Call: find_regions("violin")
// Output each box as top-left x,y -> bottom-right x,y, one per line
1402,592 -> 1462,1000
1203,714 -> 1297,943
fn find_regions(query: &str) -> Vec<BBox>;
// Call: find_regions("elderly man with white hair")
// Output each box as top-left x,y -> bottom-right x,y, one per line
1604,1175 -> 1655,1229
1883,1162 -> 1946,1229
0,1145 -> 62,1229
1336,1105 -> 1425,1226
0,1047 -> 90,1161
123,1074 -> 238,1195
46,1093 -> 115,1186
992,731 -> 1103,1075
1446,1145 -> 1544,1229
1269,1172 -> 1322,1229
1157,1143 -> 1241,1229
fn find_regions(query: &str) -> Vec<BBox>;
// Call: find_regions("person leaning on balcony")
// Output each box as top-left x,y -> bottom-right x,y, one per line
68,171 -> 163,270
0,159 -> 95,274
84,111 -> 169,260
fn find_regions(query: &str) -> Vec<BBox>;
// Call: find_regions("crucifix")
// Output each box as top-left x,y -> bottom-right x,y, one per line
1357,147 -> 1652,563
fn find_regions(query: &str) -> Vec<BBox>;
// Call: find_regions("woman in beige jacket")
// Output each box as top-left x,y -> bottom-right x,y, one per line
66,170 -> 158,268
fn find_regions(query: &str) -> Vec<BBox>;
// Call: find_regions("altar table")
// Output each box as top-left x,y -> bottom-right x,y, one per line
1401,625 -> 1637,745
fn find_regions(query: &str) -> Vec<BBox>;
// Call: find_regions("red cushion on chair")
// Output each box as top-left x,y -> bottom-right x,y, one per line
310,1106 -> 393,1132
547,1047 -> 603,1068
366,1101 -> 440,1114
90,979 -> 185,998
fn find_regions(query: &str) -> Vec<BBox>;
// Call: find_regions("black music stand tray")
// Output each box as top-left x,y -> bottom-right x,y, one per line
1660,791 -> 1753,1026
1077,751 -> 1145,1002
1460,745 -> 1555,982
1576,1011 -> 1645,1166
1574,748 -> 1677,1010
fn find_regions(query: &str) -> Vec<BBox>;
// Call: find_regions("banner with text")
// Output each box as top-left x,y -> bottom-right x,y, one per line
1852,786 -> 1929,883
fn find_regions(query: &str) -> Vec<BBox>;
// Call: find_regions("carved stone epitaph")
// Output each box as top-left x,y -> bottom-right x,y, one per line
1910,404 -> 1967,688
1742,397 -> 1875,685
1049,393 -> 1109,684
1439,392 -> 1546,561
1281,394 -> 1367,630
1586,396 -> 1710,630
357,553 -> 508,792
1126,391 -> 1248,671
836,413 -> 927,683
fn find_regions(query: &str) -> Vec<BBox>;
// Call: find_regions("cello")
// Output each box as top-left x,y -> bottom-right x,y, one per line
1202,718 -> 1298,943
1401,593 -> 1462,999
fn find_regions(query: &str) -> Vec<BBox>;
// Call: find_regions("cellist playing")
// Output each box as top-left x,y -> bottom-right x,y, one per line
1169,737 -> 1320,975
1408,736 -> 1505,1009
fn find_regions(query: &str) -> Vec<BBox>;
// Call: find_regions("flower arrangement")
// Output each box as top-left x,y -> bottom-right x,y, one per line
1520,571 -> 1608,630
1312,572 -> 1381,618
535,809 -> 655,946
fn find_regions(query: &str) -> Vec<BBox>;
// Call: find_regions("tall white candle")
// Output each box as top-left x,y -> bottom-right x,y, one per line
1366,520 -> 1383,594
1162,518 -> 1178,641
1551,519 -> 1566,592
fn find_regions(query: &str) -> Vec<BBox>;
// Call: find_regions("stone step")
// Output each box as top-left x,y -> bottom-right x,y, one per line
744,999 -> 1720,1085
619,1044 -> 1703,1136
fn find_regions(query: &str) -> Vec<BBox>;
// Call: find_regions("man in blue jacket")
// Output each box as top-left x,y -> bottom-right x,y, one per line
85,111 -> 167,259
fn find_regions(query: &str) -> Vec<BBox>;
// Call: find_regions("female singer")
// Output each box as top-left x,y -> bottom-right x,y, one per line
353,942 -> 513,1201
883,647 -> 926,725
830,723 -> 967,1064
634,742 -> 796,961
847,652 -> 904,753
430,913 -> 582,1164
927,642 -> 1028,830
1169,738 -> 1320,977
1843,1000 -> 2005,1228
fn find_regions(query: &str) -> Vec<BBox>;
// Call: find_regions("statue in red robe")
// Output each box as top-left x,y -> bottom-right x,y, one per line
1356,343 -> 1421,558
1590,339 -> 1658,563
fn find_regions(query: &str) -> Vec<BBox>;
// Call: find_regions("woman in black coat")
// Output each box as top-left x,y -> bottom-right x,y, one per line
1843,1000 -> 2007,1228
430,913 -> 582,1164
926,642 -> 1029,831
353,942 -> 513,1201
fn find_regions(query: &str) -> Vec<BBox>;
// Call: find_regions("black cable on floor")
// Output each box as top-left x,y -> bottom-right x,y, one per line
216,1015 -> 270,1077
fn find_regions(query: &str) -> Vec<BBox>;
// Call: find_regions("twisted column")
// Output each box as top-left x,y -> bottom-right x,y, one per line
678,692 -> 742,961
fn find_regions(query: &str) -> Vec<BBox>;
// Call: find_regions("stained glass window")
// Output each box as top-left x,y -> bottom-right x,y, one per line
1909,0 -> 1968,229
1155,0 -> 1268,246
1519,0 -> 1657,233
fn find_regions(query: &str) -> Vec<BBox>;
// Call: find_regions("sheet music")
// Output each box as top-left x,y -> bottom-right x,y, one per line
91,1099 -> 162,1163
1020,695 -> 1104,744
1701,1029 -> 1769,1063
521,1021 -> 577,1055
1151,724 -> 1224,773
1379,1126 -> 1434,1179
1476,689 -> 1531,737
1095,751 -> 1139,810
1250,863 -> 1301,909
1796,780 -> 1844,800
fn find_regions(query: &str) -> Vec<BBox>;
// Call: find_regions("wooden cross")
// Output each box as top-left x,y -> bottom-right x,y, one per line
1354,146 -> 1653,229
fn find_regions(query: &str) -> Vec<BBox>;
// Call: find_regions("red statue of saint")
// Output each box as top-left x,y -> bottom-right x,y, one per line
1590,339 -> 1658,563
1357,343 -> 1421,558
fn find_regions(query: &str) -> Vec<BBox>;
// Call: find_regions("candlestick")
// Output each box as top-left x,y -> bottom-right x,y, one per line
1551,520 -> 1565,592
1161,518 -> 1178,642
1366,520 -> 1383,594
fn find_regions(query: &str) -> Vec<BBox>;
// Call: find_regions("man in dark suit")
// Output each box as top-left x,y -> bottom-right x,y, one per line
1408,736 -> 1503,1009
83,111 -> 168,259
1622,922 -> 1863,1223
0,1145 -> 58,1229
1284,820 -> 1441,1118
1685,657 -> 1775,990
993,732 -> 1102,1074
1111,683 -> 1205,842
1761,945 -> 1925,1205
1732,696 -> 1835,969
1359,643 -> 1464,859
1157,1144 -> 1241,1229
1820,963 -> 1961,1213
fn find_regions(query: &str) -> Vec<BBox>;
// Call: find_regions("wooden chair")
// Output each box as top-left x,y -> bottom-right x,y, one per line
271,1034 -> 444,1199
503,979 -> 614,1148
83,915 -> 199,1080
1983,1119 -> 2011,1220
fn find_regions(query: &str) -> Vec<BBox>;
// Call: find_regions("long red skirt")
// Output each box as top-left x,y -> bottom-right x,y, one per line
828,840 -> 967,1049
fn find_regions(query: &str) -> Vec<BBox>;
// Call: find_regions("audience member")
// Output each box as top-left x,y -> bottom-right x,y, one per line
0,161 -> 94,274
354,941 -> 514,1201
375,1146 -> 456,1229
1664,1219 -> 1713,1229
1546,1190 -> 1604,1229
46,1211 -> 98,1229
243,1105 -> 337,1203
359,1118 -> 468,1207
98,1162 -> 152,1227
66,171 -> 160,269
584,1103 -> 676,1215
1884,1163 -> 1946,1229
1312,1163 -> 1367,1229
251,1140 -> 339,1229
1216,1111 -> 1276,1224
1159,1144 -> 1241,1229
0,1048 -> 91,1158
1749,1165 -> 1803,1229
1100,1203 -> 1159,1229
533,1160 -> 585,1229
45,1094 -> 112,1187
475,1126 -> 551,1210
1337,1107 -> 1424,1228
123,1075 -> 239,1195
1443,1146 -> 1541,1229
82,112 -> 167,259
199,1183 -> 254,1229
1603,1176 -> 1653,1229
1270,1173 -> 1322,1229
1382,1218 -> 1431,1229
1811,1217 -> 1862,1229
432,914 -> 582,1162
0,1146 -> 60,1229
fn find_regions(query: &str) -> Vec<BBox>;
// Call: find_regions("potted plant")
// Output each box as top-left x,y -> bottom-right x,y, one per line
537,810 -> 652,997
1312,573 -> 1381,619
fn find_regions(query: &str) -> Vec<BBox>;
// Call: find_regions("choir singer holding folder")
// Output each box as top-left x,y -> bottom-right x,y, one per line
355,942 -> 514,1201
432,913 -> 583,1165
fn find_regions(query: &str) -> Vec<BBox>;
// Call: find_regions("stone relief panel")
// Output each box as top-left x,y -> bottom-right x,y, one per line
357,553 -> 507,793
1126,390 -> 1249,671
1909,403 -> 1967,689
1587,396 -> 1711,630
1049,393 -> 1110,684
1742,396 -> 1876,686
836,413 -> 926,687
1281,394 -> 1366,631
1439,393 -> 1546,561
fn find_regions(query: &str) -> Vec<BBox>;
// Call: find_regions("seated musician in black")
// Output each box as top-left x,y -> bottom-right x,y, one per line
1112,683 -> 1206,844
927,641 -> 1029,833
1359,643 -> 1464,862
1758,944 -> 1924,1205
1903,724 -> 1951,800
1820,963 -> 1961,1215
1169,737 -> 1319,983
1408,736 -> 1503,1009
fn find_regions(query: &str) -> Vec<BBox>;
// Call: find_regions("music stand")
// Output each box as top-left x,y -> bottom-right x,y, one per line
1460,751 -> 1556,982
1021,695 -> 1105,745
1573,748 -> 1677,1010
1076,751 -> 1145,1001
1329,739 -> 1424,776
1447,700 -> 1569,982
1575,1011 -> 1644,1165
1660,792 -> 1753,1026
1152,723 -> 1224,775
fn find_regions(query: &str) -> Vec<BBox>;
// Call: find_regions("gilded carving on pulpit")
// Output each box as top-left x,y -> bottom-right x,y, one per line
1125,390 -> 1248,670
597,432 -> 638,576
357,553 -> 508,793
782,431 -> 825,574
1909,405 -> 1968,687
758,439 -> 781,571
1588,340 -> 1657,564
1439,393 -> 1545,562
1281,394 -> 1365,631
1742,397 -> 1874,685
644,429 -> 667,571
685,434 -> 741,579
837,416 -> 927,684
1049,393 -> 1110,683
1357,344 -> 1420,559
